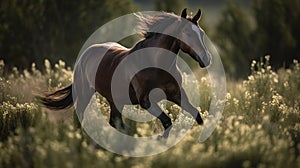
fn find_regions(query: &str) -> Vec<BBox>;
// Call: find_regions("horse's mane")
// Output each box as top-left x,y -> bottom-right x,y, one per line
135,12 -> 180,38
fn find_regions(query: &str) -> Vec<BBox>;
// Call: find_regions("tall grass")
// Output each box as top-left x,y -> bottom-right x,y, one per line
0,57 -> 299,167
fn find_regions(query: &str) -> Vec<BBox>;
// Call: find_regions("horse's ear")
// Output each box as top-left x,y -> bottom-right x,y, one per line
192,9 -> 202,23
181,8 -> 187,18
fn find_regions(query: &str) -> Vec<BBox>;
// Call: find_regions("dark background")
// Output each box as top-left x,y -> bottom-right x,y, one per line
1,0 -> 299,78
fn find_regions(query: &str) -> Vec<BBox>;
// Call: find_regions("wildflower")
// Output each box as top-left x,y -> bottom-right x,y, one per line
244,91 -> 251,99
283,81 -> 289,88
279,104 -> 288,114
262,115 -> 270,122
75,131 -> 81,139
59,60 -> 66,67
31,63 -> 36,71
233,98 -> 239,105
67,132 -> 74,139
257,124 -> 262,129
251,60 -> 257,69
248,75 -> 254,81
0,60 -> 4,66
234,121 -> 240,127
226,92 -> 231,100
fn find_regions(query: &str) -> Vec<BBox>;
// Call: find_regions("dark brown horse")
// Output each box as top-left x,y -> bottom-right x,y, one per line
40,9 -> 211,138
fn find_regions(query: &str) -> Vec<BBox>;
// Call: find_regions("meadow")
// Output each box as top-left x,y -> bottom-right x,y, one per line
0,57 -> 299,168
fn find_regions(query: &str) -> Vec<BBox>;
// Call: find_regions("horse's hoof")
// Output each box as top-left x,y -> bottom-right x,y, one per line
157,130 -> 170,140
119,124 -> 134,136
196,115 -> 203,125
157,135 -> 167,141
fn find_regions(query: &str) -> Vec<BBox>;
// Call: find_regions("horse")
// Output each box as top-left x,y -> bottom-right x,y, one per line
39,8 -> 211,138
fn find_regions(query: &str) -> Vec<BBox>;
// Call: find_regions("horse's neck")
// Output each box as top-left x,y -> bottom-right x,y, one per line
129,34 -> 179,69
131,34 -> 180,54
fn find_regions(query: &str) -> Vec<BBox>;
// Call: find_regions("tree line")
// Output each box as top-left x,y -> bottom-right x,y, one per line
0,0 -> 136,70
1,0 -> 299,78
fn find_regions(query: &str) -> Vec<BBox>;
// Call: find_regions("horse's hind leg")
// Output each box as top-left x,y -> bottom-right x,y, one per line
108,102 -> 125,129
73,84 -> 94,123
108,102 -> 134,135
168,88 -> 203,125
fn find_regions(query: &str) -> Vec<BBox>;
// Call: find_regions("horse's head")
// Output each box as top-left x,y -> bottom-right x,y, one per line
136,10 -> 211,67
179,8 -> 211,68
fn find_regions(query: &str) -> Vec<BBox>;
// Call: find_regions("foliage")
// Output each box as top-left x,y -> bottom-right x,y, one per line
215,0 -> 300,78
0,57 -> 299,167
0,0 -> 137,70
214,0 -> 254,77
252,0 -> 300,69
154,0 -> 186,14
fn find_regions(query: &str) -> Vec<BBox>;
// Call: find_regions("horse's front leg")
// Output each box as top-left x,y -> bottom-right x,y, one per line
168,88 -> 203,125
140,99 -> 172,138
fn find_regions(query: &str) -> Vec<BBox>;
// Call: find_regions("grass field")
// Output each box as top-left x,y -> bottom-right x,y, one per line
0,57 -> 299,167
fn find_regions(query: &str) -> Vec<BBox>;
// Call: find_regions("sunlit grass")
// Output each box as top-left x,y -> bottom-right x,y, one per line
0,57 -> 299,167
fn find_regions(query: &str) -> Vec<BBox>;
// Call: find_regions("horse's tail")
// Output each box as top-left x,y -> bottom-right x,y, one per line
38,84 -> 74,110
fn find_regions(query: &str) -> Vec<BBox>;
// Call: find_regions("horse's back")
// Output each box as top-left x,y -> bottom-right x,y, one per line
78,42 -> 128,66
75,42 -> 128,89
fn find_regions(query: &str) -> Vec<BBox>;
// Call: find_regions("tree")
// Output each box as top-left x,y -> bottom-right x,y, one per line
215,0 -> 300,78
215,1 -> 254,78
253,0 -> 300,70
154,0 -> 185,13
0,0 -> 137,70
